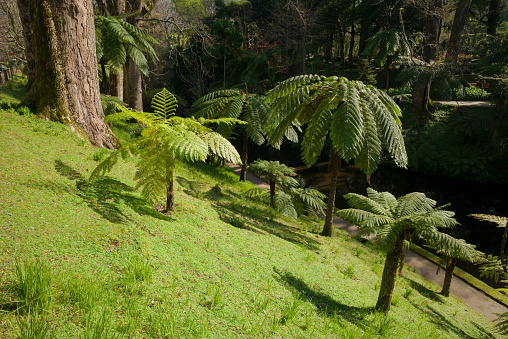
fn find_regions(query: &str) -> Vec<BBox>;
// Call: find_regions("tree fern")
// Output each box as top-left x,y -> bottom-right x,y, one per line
337,188 -> 478,312
265,74 -> 408,237
470,213 -> 508,269
192,88 -> 269,181
90,89 -> 241,213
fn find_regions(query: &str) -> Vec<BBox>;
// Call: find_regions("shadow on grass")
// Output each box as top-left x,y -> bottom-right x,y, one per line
419,304 -> 494,339
176,174 -> 322,250
404,277 -> 445,304
51,160 -> 172,223
273,267 -> 374,325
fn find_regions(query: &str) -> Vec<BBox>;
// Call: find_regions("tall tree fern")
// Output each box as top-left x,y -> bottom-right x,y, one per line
266,74 -> 407,237
470,213 -> 508,269
90,89 -> 241,212
362,28 -> 412,90
337,188 -> 476,313
192,89 -> 270,181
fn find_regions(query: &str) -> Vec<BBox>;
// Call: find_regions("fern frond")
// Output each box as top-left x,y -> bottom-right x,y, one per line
469,214 -> 508,227
395,192 -> 436,217
274,192 -> 298,219
342,193 -> 391,217
202,131 -> 242,164
152,88 -> 178,121
291,187 -> 327,214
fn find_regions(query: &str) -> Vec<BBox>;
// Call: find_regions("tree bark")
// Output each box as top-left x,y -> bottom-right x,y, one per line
240,129 -> 248,182
165,154 -> 175,212
20,0 -> 119,148
269,180 -> 276,208
445,0 -> 471,65
441,257 -> 457,297
16,0 -> 36,88
385,54 -> 392,90
321,151 -> 340,237
487,0 -> 502,36
500,224 -> 508,269
348,0 -> 356,67
109,0 -> 126,101
423,0 -> 442,63
124,0 -> 143,111
376,232 -> 405,313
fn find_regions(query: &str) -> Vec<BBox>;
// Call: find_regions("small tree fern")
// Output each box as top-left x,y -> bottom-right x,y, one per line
266,74 -> 408,237
90,88 -> 241,212
337,188 -> 471,313
192,89 -> 270,181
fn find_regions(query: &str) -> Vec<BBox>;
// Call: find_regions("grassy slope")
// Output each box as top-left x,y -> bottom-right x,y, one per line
0,110 -> 503,338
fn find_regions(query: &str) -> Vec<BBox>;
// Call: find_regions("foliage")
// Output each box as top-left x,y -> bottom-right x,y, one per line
90,88 -> 241,211
13,259 -> 52,314
95,15 -> 159,76
362,28 -> 412,66
266,74 -> 407,175
452,86 -> 491,101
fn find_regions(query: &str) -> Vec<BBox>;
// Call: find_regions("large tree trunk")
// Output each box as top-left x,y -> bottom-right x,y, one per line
16,0 -> 35,89
376,232 -> 405,313
441,257 -> 457,297
124,0 -> 143,111
321,151 -> 340,237
445,0 -> 471,65
20,0 -> 119,149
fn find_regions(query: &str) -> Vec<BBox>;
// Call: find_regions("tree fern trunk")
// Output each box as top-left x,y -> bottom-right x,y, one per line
385,54 -> 392,90
321,151 -> 340,237
376,232 -> 404,313
101,57 -> 109,95
240,129 -> 248,182
441,257 -> 457,297
270,180 -> 276,208
500,224 -> 508,269
166,154 -> 175,212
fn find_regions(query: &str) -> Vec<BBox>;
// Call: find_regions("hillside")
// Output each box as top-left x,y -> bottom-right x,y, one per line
0,110 -> 503,338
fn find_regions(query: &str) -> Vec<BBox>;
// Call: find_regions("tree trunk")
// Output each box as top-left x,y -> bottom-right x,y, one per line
398,246 -> 404,277
410,80 -> 431,134
16,0 -> 36,89
500,224 -> 508,269
445,0 -> 471,65
269,180 -> 276,208
124,0 -> 143,111
240,129 -> 248,182
376,232 -> 405,313
165,154 -> 175,212
321,151 -> 340,237
101,57 -> 109,95
109,0 -> 126,101
20,0 -> 119,149
348,0 -> 356,67
385,54 -> 392,90
441,257 -> 457,297
423,0 -> 442,62
487,0 -> 502,36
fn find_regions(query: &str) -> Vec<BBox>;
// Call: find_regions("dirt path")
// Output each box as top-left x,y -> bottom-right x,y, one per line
228,163 -> 508,321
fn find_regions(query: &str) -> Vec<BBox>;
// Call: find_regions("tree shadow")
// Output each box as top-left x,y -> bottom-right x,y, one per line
404,277 -> 445,304
418,304 -> 494,339
52,160 -> 172,223
273,267 -> 374,326
176,175 -> 322,251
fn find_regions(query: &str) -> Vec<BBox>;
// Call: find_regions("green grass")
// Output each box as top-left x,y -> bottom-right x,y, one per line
0,109 -> 504,338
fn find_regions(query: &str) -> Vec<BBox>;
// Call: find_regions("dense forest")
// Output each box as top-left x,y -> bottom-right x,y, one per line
1,0 -> 508,337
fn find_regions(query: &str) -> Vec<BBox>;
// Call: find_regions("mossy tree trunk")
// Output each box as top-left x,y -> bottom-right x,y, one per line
19,0 -> 119,149
441,256 -> 457,297
321,150 -> 340,237
376,232 -> 405,313
125,0 -> 143,111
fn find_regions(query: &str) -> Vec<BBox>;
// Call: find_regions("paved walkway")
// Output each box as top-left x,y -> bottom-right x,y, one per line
435,100 -> 494,108
228,163 -> 508,321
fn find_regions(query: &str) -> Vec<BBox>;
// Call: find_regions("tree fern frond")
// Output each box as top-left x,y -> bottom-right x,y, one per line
301,104 -> 332,166
125,45 -> 149,75
202,132 -> 242,164
354,99 -> 382,176
342,193 -> 391,217
469,214 -> 508,227
291,187 -> 327,214
274,192 -> 298,219
265,74 -> 324,103
396,192 -> 436,217
152,88 -> 178,121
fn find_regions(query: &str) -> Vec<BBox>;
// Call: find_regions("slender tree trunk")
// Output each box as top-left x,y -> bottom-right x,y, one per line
240,129 -> 248,182
500,224 -> 508,269
124,0 -> 143,111
19,0 -> 119,148
385,54 -> 392,90
16,0 -> 35,89
165,154 -> 175,212
321,151 -> 340,237
423,0 -> 442,62
110,0 -> 126,101
101,57 -> 109,95
348,0 -> 356,67
441,257 -> 457,297
376,232 -> 405,313
223,40 -> 227,88
338,25 -> 345,66
445,0 -> 471,64
487,0 -> 502,36
269,180 -> 276,208
398,247 -> 404,277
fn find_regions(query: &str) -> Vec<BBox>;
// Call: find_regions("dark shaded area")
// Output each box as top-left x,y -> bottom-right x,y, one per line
53,160 -> 172,223
421,305 -> 495,339
273,268 -> 374,325
404,277 -> 445,304
176,174 -> 321,251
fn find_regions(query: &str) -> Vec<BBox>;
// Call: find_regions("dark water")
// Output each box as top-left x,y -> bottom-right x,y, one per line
302,165 -> 508,287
